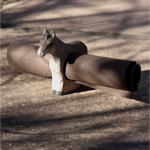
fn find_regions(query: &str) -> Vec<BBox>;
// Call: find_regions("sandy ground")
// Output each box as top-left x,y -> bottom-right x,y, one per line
1,0 -> 149,150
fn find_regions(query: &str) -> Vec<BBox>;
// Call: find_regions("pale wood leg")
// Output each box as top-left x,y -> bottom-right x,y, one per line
49,56 -> 80,96
50,71 -> 80,95
50,71 -> 63,95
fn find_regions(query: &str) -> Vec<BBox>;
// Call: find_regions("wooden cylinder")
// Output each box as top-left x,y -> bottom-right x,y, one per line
7,42 -> 52,77
7,42 -> 141,98
65,53 -> 141,92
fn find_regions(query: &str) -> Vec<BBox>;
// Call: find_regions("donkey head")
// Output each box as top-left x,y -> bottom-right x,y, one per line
37,28 -> 56,57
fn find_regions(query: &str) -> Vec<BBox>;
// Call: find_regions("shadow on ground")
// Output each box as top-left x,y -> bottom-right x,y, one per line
1,101 -> 149,150
133,70 -> 149,103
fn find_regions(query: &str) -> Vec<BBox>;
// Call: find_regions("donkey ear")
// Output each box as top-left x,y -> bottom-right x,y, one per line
50,31 -> 56,39
43,28 -> 50,36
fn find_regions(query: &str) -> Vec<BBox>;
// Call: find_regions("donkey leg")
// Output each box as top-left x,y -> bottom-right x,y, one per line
50,89 -> 62,95
50,72 -> 63,95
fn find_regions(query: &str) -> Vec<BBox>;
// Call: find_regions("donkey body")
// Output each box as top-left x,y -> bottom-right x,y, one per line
37,29 -> 87,95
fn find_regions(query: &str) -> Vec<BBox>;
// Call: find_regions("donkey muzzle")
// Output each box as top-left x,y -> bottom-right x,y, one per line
37,47 -> 46,57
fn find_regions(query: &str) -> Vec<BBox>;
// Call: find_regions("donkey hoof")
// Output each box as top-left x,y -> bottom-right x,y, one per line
50,89 -> 62,95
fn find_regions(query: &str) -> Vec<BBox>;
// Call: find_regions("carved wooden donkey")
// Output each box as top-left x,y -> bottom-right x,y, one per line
37,29 -> 87,95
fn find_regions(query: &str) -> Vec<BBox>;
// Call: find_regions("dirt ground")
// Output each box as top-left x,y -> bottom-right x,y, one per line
1,0 -> 149,150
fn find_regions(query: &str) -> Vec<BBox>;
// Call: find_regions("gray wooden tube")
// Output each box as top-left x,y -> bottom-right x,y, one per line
65,53 -> 141,92
7,42 -> 141,98
7,42 -> 52,77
